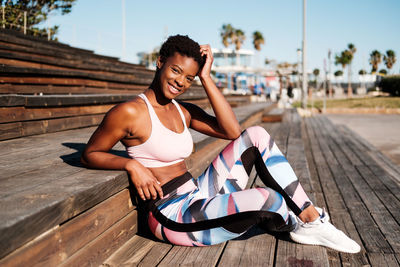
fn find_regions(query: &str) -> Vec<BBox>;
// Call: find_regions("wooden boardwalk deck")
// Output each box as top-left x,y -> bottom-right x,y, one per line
1,108 -> 399,266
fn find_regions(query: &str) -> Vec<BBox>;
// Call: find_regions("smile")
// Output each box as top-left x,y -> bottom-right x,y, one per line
168,84 -> 182,94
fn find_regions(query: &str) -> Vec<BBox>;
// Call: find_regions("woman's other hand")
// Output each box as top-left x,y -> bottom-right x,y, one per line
199,44 -> 213,80
125,159 -> 164,201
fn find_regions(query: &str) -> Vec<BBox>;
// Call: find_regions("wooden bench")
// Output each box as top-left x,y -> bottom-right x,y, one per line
0,101 -> 273,266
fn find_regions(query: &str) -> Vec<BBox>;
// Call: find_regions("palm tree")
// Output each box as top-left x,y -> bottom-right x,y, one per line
335,51 -> 351,93
313,68 -> 320,88
334,70 -> 343,77
369,50 -> 382,73
379,69 -> 387,75
252,31 -> 265,51
233,29 -> 245,50
383,50 -> 396,74
220,24 -> 235,48
232,29 -> 245,66
359,69 -> 367,89
346,43 -> 356,97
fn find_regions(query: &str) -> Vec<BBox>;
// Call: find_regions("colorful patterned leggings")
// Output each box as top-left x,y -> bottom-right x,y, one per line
147,126 -> 311,246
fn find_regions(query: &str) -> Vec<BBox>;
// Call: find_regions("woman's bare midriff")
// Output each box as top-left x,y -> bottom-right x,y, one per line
148,161 -> 188,186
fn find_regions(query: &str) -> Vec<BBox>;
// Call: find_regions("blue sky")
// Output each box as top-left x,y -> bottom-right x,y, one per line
47,0 -> 400,78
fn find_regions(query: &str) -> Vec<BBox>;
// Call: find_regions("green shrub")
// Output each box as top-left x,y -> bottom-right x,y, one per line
380,75 -> 400,96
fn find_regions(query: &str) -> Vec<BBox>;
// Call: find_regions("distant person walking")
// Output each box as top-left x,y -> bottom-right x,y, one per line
287,82 -> 294,99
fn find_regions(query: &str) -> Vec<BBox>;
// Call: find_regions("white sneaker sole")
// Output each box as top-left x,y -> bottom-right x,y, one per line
289,232 -> 361,254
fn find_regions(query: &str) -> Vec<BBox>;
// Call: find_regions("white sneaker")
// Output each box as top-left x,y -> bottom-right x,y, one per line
289,208 -> 361,253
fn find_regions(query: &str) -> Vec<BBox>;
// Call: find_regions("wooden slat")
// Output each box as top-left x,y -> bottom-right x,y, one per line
0,113 -> 104,140
0,76 -> 147,89
0,104 -> 114,123
275,242 -> 329,267
308,117 -> 393,256
102,235 -> 172,266
218,231 -> 275,266
0,169 -> 128,258
0,83 -> 146,95
157,243 -> 225,266
316,117 -> 400,253
304,117 -> 371,265
0,189 -> 134,266
0,54 -> 155,79
59,210 -> 138,267
273,110 -> 330,266
368,253 -> 400,267
339,124 -> 400,181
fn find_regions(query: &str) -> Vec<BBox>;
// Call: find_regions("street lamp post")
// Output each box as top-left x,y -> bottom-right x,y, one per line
328,49 -> 332,98
301,0 -> 308,109
122,0 -> 126,60
297,48 -> 301,90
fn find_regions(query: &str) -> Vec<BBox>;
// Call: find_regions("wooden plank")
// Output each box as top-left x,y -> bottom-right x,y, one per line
317,117 -> 400,253
307,117 -> 392,254
102,235 -> 172,267
217,231 -> 275,266
0,83 -> 146,95
339,124 -> 400,181
305,117 -> 373,265
274,241 -> 329,267
0,169 -> 128,258
157,243 -> 225,267
0,94 -> 136,108
136,241 -> 172,267
0,189 -> 134,266
303,119 -> 368,266
356,165 -> 400,225
0,162 -> 84,198
272,110 -> 330,266
0,76 -> 147,89
0,104 -> 114,123
0,35 -> 149,73
0,55 -> 155,80
0,65 -> 152,85
0,125 -> 95,157
368,253 -> 400,267
59,210 -> 138,267
337,124 -> 400,196
0,113 -> 104,140
301,118 -> 326,207
286,110 -> 314,201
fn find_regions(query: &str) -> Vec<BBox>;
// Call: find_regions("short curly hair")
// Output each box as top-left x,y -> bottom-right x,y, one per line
159,35 -> 204,68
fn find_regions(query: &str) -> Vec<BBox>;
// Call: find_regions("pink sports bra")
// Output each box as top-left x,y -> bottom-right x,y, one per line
126,94 -> 193,168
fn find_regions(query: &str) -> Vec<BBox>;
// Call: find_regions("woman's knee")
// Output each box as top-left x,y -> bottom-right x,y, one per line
243,125 -> 272,150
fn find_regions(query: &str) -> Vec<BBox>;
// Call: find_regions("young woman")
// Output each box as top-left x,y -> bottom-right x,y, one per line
81,35 -> 360,253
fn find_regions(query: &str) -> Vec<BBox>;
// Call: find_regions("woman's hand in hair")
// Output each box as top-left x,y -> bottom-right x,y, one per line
125,159 -> 163,201
199,44 -> 214,80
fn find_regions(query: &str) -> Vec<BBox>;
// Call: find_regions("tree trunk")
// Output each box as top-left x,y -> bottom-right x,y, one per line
347,63 -> 353,97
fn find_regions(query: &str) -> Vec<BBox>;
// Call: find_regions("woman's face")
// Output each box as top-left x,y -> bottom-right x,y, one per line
157,52 -> 200,99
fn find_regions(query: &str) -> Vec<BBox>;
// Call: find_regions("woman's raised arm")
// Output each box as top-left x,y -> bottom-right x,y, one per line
184,44 -> 241,140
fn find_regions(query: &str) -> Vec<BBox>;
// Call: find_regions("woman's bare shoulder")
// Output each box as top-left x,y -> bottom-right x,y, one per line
107,96 -> 146,120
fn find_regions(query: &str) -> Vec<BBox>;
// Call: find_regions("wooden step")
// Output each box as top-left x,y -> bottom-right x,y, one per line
261,107 -> 283,123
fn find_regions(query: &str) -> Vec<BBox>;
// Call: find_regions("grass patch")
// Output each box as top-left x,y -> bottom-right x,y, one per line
293,97 -> 400,109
